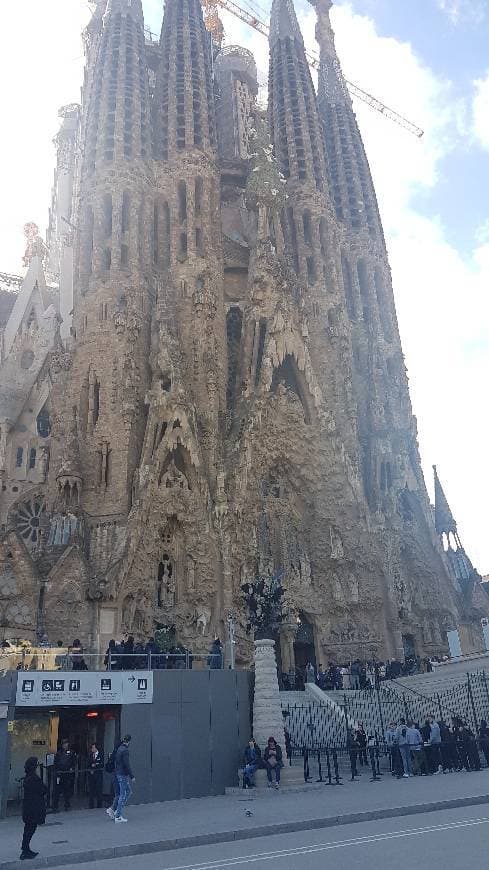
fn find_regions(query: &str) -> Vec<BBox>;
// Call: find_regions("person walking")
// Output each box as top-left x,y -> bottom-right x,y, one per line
20,757 -> 46,861
52,739 -> 76,812
305,662 -> 315,684
107,735 -> 134,822
263,736 -> 283,789
396,718 -> 411,777
87,742 -> 104,809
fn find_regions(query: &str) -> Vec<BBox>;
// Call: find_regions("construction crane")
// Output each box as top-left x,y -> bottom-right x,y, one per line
202,0 -> 424,138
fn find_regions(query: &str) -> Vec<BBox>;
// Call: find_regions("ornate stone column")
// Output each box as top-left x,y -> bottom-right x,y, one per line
252,638 -> 285,748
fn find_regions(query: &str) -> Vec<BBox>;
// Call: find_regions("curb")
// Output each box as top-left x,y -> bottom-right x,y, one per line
2,793 -> 489,869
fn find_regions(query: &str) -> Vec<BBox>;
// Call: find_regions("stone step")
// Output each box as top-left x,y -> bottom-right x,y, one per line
226,765 -> 315,796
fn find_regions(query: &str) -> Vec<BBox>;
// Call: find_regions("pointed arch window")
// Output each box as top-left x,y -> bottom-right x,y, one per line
36,407 -> 51,438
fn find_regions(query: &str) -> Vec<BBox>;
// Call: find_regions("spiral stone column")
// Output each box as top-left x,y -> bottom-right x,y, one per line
252,638 -> 285,748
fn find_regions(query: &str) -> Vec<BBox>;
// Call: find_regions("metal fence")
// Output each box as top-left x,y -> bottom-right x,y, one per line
282,671 -> 489,751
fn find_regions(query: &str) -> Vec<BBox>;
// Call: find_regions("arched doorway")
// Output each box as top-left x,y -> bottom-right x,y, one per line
402,633 -> 416,661
294,614 -> 316,688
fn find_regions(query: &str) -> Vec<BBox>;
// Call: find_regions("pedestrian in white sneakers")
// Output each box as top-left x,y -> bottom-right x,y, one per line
110,735 -> 135,822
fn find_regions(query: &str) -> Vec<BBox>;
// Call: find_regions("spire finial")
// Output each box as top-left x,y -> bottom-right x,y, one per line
433,465 -> 458,537
270,0 -> 303,46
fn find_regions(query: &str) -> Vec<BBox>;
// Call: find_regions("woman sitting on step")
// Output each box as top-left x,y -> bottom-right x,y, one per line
263,737 -> 283,789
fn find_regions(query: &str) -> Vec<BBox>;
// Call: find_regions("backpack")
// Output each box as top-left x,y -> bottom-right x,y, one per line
105,746 -> 119,774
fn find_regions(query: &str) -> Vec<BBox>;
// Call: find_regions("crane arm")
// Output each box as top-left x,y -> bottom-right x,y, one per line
204,0 -> 424,139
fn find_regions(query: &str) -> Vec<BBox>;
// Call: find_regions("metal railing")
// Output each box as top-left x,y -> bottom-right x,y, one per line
1,648 -> 224,673
282,672 -> 489,750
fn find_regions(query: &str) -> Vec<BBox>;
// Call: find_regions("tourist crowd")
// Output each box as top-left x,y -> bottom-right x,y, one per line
343,716 -> 489,780
281,656 -> 448,692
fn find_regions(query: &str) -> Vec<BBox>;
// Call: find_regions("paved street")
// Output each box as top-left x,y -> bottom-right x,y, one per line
55,805 -> 489,870
2,770 -> 489,867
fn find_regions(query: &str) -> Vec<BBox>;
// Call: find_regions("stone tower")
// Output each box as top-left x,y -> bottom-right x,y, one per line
0,0 -> 482,664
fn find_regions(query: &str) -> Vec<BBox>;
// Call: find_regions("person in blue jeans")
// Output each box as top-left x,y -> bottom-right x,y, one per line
263,737 -> 283,789
107,735 -> 135,823
396,718 -> 411,777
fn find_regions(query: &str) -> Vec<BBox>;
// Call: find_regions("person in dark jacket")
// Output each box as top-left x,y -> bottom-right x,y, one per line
347,727 -> 360,779
71,639 -> 88,671
356,724 -> 368,766
479,719 -> 489,767
52,739 -> 76,812
107,735 -> 134,822
208,638 -> 223,669
263,736 -> 283,788
20,757 -> 46,860
104,639 -> 118,671
87,742 -> 104,808
242,739 -> 261,788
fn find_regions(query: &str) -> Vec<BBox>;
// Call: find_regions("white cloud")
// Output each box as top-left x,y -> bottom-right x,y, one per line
326,3 -> 489,570
473,69 -> 489,149
0,0 -> 90,274
436,0 -> 486,25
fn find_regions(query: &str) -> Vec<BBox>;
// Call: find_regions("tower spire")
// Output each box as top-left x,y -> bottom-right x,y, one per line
433,465 -> 479,593
268,0 -> 328,193
433,464 -> 458,537
270,0 -> 303,46
309,0 -> 384,242
154,0 -> 217,160
105,0 -> 143,23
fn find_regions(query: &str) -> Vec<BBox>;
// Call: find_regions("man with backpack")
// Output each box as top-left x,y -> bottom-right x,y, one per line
106,735 -> 134,823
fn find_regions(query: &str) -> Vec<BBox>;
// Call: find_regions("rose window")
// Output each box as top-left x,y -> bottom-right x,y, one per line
15,498 -> 46,548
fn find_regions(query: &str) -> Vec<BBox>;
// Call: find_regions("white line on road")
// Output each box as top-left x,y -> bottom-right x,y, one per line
158,816 -> 489,870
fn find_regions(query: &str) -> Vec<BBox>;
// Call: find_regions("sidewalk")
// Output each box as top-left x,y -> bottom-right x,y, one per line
2,770 -> 489,869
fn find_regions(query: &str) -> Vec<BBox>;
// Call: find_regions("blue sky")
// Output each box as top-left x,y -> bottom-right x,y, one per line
0,0 -> 487,570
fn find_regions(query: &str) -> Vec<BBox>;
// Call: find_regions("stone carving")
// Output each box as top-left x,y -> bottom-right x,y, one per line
50,350 -> 72,375
157,554 -> 175,608
187,554 -> 196,592
22,222 -> 47,267
196,607 -> 211,635
330,527 -> 344,560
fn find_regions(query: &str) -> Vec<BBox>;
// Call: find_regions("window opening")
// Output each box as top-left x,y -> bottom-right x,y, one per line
178,181 -> 187,223
103,194 -> 113,239
121,191 -> 130,234
93,381 -> 100,427
254,320 -> 267,388
36,408 -> 51,438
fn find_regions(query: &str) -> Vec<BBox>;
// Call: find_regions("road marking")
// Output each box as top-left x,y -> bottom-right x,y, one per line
159,816 -> 489,869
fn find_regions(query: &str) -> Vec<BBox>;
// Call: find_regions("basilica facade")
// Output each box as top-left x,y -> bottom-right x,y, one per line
0,0 -> 484,667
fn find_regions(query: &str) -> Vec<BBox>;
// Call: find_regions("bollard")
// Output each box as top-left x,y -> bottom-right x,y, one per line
317,749 -> 323,782
332,749 -> 342,785
303,749 -> 310,782
325,748 -> 333,785
369,746 -> 380,781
